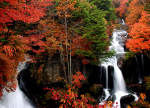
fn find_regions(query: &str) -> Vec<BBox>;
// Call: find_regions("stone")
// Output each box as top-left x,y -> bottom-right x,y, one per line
117,57 -> 125,69
120,94 -> 135,108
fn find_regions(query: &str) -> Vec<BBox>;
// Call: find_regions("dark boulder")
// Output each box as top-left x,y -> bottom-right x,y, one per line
120,94 -> 135,108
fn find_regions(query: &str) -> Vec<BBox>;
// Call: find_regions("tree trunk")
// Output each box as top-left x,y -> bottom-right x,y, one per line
60,30 -> 67,81
65,0 -> 70,84
70,36 -> 72,88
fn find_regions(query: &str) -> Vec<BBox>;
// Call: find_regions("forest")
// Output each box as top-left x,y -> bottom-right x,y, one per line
0,0 -> 150,108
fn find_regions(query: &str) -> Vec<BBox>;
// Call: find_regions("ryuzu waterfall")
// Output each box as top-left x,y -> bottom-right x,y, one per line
99,19 -> 138,108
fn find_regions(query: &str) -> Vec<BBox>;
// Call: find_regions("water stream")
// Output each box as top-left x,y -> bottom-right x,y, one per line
0,55 -> 34,108
99,20 -> 138,108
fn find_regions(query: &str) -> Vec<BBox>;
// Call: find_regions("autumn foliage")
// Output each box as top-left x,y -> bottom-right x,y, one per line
72,72 -> 86,88
0,0 -> 53,98
124,0 -> 150,54
116,0 -> 129,18
125,0 -> 144,25
126,15 -> 150,53
43,87 -> 99,108
114,0 -> 150,54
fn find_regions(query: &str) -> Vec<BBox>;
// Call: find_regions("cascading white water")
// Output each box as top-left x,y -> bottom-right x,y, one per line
135,55 -> 143,84
122,19 -> 126,25
0,55 -> 34,108
101,31 -> 127,92
100,19 -> 138,108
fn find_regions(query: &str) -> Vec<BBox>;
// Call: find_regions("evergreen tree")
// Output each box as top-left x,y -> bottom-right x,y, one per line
72,0 -> 115,65
90,0 -> 116,21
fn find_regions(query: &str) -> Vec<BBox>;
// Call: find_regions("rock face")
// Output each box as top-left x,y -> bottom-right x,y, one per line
43,55 -> 61,84
121,54 -> 150,84
25,53 -> 100,87
42,54 -> 100,85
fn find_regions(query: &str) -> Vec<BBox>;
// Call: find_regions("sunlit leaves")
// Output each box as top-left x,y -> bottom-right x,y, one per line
126,11 -> 150,53
125,0 -> 144,25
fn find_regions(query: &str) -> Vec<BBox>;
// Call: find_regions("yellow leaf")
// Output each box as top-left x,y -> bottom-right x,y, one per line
68,102 -> 71,105
60,99 -> 65,103
140,93 -> 146,101
67,88 -> 71,94
60,99 -> 64,102
59,106 -> 63,108
127,105 -> 131,108
81,95 -> 84,99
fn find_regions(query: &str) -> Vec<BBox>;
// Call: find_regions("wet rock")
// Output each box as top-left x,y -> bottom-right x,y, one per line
117,57 -> 125,69
107,95 -> 112,101
121,36 -> 127,43
105,94 -> 116,102
108,65 -> 114,75
112,95 -> 117,102
120,94 -> 135,108
117,31 -> 127,36
108,66 -> 114,89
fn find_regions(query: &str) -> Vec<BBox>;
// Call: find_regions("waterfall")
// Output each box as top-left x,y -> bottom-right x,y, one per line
134,54 -> 144,84
99,19 -> 138,108
101,31 -> 127,92
141,54 -> 144,80
122,19 -> 125,25
0,55 -> 34,108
